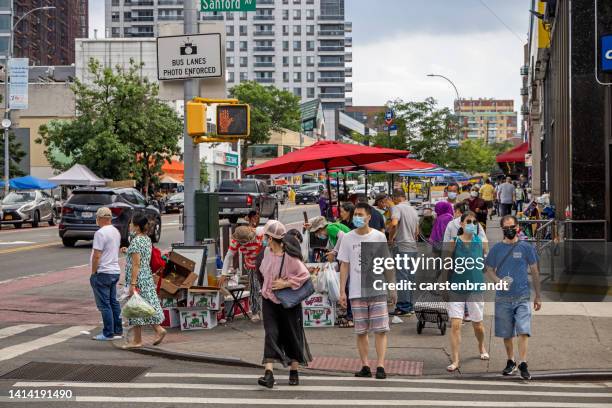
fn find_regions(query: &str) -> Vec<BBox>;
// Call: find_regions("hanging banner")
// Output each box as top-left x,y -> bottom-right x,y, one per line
9,58 -> 29,110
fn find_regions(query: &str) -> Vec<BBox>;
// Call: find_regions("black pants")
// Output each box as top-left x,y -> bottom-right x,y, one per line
262,298 -> 312,367
500,203 -> 513,217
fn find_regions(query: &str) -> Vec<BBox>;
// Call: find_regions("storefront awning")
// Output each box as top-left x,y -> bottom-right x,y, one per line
496,142 -> 529,163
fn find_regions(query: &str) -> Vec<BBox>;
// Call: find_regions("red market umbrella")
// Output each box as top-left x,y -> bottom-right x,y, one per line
496,142 -> 529,163
362,157 -> 437,173
244,141 -> 408,215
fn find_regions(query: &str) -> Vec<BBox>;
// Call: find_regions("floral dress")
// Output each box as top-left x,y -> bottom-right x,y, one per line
125,235 -> 164,326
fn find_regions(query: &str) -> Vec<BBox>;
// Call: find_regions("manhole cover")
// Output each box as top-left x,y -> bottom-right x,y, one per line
0,362 -> 149,383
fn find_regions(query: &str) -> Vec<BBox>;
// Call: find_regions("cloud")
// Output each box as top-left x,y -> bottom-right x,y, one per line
350,30 -> 524,112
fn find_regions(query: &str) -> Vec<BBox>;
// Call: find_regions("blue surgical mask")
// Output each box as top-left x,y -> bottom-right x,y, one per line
316,233 -> 327,240
262,237 -> 269,247
353,216 -> 366,228
465,223 -> 477,235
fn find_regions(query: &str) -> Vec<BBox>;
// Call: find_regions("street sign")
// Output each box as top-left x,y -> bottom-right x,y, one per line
200,0 -> 256,12
8,58 -> 28,110
389,124 -> 397,131
216,104 -> 250,137
601,35 -> 612,72
157,34 -> 222,81
390,129 -> 398,137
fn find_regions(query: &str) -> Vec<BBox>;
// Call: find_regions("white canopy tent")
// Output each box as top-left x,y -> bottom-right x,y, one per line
49,164 -> 109,186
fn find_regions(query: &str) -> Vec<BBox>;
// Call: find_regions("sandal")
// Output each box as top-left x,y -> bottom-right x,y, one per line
153,328 -> 167,346
446,363 -> 460,372
121,343 -> 143,350
480,352 -> 490,360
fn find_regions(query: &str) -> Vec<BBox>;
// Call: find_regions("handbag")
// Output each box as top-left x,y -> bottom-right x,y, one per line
273,254 -> 315,309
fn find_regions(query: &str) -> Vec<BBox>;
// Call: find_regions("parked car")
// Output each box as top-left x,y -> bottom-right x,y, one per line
269,185 -> 287,205
164,192 -> 184,214
369,185 -> 387,199
1,190 -> 56,228
217,179 -> 278,224
295,183 -> 325,204
59,187 -> 162,247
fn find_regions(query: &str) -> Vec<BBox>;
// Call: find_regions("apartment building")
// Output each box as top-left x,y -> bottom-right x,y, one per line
105,0 -> 352,110
455,98 -> 518,144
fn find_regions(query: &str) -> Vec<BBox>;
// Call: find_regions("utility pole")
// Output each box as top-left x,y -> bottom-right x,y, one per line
183,0 -> 199,245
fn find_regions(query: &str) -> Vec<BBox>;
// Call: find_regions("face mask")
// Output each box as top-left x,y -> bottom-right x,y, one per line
465,223 -> 477,235
448,192 -> 457,200
316,233 -> 327,240
503,228 -> 518,240
352,216 -> 366,228
262,237 -> 269,247
470,191 -> 478,198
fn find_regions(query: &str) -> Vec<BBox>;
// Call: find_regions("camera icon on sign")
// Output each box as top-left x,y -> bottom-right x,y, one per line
180,42 -> 197,56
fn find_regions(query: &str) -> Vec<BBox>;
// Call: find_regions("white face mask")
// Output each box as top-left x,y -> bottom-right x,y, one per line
470,191 -> 478,198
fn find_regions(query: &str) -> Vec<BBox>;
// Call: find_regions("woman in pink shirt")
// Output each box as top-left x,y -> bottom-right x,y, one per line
257,221 -> 312,389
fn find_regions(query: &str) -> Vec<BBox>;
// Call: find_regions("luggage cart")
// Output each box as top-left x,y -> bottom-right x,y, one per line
414,291 -> 448,335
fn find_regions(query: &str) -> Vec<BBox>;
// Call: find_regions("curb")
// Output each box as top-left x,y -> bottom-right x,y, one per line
455,370 -> 612,382
126,346 -> 261,369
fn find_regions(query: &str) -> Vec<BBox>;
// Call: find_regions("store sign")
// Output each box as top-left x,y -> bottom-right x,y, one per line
200,0 -> 256,12
157,34 -> 222,81
213,151 -> 239,167
9,58 -> 28,110
525,153 -> 533,167
602,35 -> 612,72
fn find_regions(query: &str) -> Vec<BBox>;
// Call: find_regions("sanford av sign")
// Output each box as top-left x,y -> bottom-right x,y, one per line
157,34 -> 223,81
602,35 -> 612,73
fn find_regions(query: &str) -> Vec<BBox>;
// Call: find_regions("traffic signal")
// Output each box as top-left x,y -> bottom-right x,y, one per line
216,104 -> 250,138
186,101 -> 207,137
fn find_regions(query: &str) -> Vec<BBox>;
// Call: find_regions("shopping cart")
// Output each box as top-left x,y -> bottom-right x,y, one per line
414,291 -> 448,335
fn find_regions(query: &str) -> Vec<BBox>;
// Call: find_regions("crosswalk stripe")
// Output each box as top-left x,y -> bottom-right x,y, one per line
2,396 -> 607,407
13,382 -> 612,398
0,324 -> 47,340
0,326 -> 94,362
144,373 -> 610,389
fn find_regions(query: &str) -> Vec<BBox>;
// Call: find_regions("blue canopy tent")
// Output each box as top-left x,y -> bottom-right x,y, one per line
0,176 -> 57,190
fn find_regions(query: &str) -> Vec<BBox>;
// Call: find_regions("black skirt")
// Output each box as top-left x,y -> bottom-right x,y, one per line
262,297 -> 312,367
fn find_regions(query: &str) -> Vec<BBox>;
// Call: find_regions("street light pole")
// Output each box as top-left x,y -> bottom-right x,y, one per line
427,73 -> 462,143
3,5 -> 55,195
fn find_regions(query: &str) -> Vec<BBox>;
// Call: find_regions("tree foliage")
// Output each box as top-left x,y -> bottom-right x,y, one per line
36,59 -> 182,194
228,81 -> 301,169
0,132 -> 27,178
200,158 -> 209,188
445,139 -> 509,174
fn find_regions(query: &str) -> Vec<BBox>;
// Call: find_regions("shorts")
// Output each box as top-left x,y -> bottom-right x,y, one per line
485,200 -> 493,209
447,301 -> 485,322
494,300 -> 531,338
350,295 -> 390,335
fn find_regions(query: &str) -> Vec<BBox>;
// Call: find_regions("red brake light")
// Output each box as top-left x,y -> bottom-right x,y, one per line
62,207 -> 73,215
246,195 -> 253,206
110,207 -> 123,216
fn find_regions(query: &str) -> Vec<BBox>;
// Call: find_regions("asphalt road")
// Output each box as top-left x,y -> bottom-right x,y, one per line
0,323 -> 610,407
0,203 -> 321,282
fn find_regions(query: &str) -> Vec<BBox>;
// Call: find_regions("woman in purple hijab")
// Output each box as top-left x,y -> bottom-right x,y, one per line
430,201 -> 454,248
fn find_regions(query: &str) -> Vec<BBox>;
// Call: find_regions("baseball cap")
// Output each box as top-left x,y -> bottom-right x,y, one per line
232,226 -> 256,244
96,207 -> 112,218
263,220 -> 286,240
308,216 -> 329,233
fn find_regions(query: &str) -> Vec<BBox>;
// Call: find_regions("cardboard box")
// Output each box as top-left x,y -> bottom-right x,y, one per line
160,297 -> 177,308
178,308 -> 218,330
161,308 -> 180,328
302,293 -> 334,308
187,288 -> 221,310
156,252 -> 198,294
303,306 -> 336,328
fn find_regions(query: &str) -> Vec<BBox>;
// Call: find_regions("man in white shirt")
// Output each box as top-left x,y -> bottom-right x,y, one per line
90,207 -> 123,341
338,203 -> 396,380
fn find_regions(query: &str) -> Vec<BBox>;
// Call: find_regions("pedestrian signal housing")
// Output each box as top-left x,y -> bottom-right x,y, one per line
216,104 -> 250,138
186,101 -> 207,137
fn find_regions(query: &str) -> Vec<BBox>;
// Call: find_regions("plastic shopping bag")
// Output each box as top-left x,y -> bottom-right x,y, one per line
117,286 -> 130,306
323,262 -> 340,302
122,292 -> 157,319
301,231 -> 309,261
313,269 -> 327,293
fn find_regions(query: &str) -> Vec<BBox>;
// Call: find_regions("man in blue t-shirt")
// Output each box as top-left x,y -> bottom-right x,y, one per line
485,215 -> 542,380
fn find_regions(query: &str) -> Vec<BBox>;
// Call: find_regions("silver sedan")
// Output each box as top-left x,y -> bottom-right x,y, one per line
0,190 -> 56,228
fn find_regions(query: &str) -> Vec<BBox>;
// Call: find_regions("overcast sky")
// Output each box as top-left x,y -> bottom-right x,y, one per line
88,0 -> 531,111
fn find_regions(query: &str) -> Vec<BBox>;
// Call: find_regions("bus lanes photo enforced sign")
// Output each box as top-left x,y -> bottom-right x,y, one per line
157,33 -> 223,81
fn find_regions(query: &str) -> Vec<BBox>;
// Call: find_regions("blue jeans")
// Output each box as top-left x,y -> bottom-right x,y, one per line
494,300 -> 531,338
90,273 -> 123,338
394,250 -> 416,313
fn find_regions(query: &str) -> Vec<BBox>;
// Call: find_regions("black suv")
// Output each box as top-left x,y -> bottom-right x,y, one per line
59,188 -> 162,247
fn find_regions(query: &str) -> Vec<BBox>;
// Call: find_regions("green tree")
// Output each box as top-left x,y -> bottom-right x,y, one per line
37,59 -> 182,194
228,81 -> 301,169
0,132 -> 27,179
199,158 -> 209,188
445,139 -> 500,173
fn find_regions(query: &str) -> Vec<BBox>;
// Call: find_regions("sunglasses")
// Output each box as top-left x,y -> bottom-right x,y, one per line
464,219 -> 477,224
502,225 -> 518,230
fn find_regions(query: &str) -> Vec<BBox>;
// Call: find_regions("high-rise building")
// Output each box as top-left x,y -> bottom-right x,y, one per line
105,0 -> 352,110
455,98 -> 518,144
4,0 -> 89,66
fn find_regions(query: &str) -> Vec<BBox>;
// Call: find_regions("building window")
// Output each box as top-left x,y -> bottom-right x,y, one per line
293,9 -> 301,20
307,87 -> 315,98
306,25 -> 315,35
226,12 -> 234,19
306,56 -> 315,66
111,12 -> 120,22
293,0 -> 301,3
282,10 -> 289,20
306,9 -> 314,20
293,25 -> 301,35
111,27 -> 120,37
240,41 -> 248,51
294,87 -> 302,97
293,41 -> 301,51
240,56 -> 248,67
283,72 -> 290,82
227,71 -> 235,82
240,72 -> 248,81
283,25 -> 289,35
226,26 -> 234,36
240,12 -> 247,20
307,72 -> 314,82
293,56 -> 302,66
226,41 -> 234,51
226,56 -> 235,67
283,41 -> 289,51
283,56 -> 289,66
293,72 -> 302,82
249,145 -> 280,159
239,25 -> 247,35
306,41 -> 315,51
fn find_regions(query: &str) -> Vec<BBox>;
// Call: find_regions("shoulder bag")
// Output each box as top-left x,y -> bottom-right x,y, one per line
273,253 -> 315,309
